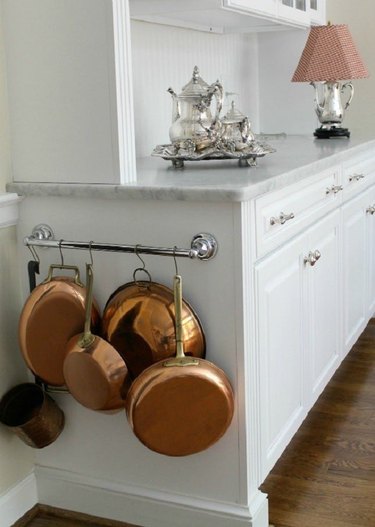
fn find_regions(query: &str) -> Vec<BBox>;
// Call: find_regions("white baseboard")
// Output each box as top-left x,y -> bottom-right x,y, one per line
35,465 -> 268,527
0,472 -> 38,527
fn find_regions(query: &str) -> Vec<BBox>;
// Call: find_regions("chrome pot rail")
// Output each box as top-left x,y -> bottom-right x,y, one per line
23,226 -> 218,395
24,224 -> 218,261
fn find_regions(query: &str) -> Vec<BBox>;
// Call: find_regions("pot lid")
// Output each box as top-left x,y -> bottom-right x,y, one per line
221,101 -> 247,124
179,66 -> 210,97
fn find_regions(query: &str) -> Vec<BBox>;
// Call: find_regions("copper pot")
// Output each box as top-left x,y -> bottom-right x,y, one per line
125,274 -> 234,456
19,265 -> 100,386
102,277 -> 205,379
0,383 -> 64,448
63,264 -> 130,411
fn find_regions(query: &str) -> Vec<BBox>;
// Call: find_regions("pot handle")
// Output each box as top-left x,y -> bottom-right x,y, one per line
164,275 -> 199,368
43,264 -> 83,286
212,81 -> 224,124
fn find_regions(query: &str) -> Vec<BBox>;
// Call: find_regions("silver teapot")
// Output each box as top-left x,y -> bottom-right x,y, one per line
167,66 -> 223,150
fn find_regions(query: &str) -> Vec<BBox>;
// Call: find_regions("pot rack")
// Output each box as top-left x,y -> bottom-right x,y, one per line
24,224 -> 218,261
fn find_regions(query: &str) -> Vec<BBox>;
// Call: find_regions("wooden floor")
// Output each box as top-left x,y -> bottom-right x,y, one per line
13,505 -> 139,527
261,318 -> 375,527
14,321 -> 375,527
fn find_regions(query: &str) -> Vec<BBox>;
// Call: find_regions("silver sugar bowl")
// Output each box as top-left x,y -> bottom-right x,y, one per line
220,101 -> 255,151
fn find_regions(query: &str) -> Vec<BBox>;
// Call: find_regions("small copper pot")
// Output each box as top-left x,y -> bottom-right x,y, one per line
63,264 -> 129,411
0,383 -> 64,448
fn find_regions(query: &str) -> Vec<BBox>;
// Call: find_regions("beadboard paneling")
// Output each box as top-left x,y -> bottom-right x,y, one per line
131,20 -> 259,158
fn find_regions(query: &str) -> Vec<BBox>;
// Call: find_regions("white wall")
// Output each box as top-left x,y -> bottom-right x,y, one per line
326,0 -> 374,137
131,20 -> 260,157
258,28 -> 319,135
0,8 -> 34,499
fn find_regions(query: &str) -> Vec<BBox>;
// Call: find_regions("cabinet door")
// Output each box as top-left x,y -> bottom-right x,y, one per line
342,191 -> 369,354
256,235 -> 307,479
306,211 -> 341,405
278,0 -> 310,25
366,185 -> 375,317
224,0 -> 277,17
309,0 -> 326,25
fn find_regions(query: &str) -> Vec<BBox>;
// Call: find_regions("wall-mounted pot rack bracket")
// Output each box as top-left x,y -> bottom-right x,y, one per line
24,224 -> 218,261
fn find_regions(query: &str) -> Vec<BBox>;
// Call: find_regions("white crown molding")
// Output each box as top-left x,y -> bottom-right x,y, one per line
0,193 -> 22,228
0,472 -> 37,527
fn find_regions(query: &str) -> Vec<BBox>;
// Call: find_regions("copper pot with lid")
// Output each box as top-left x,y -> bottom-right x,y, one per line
101,272 -> 206,379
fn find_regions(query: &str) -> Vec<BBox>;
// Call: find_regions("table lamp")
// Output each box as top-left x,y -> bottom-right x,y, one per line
292,23 -> 369,138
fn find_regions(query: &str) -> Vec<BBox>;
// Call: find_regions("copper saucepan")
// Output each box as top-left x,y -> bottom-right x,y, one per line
101,275 -> 206,379
125,274 -> 234,457
63,264 -> 130,411
19,264 -> 100,386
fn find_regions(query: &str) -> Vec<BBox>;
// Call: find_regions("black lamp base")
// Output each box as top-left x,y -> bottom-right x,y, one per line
314,127 -> 350,139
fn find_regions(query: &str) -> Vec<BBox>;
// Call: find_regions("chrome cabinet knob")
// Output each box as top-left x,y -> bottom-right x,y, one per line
366,205 -> 375,215
326,185 -> 343,195
349,173 -> 365,182
270,211 -> 295,226
304,250 -> 321,266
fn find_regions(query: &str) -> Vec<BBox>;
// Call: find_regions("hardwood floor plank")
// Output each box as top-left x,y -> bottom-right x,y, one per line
261,319 -> 375,527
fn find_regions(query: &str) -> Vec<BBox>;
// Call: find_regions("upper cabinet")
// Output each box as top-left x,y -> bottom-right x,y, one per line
129,0 -> 326,33
278,0 -> 326,26
2,0 -> 136,185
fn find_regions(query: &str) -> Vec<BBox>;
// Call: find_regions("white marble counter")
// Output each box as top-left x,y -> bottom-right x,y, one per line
7,135 -> 375,202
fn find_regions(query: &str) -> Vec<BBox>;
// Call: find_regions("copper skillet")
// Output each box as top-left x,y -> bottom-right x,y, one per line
63,264 -> 130,411
125,274 -> 234,457
19,264 -> 100,386
101,272 -> 206,379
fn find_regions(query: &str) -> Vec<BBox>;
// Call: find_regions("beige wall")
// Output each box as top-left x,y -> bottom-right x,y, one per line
0,9 -> 34,498
0,4 -> 11,192
327,0 -> 375,137
0,226 -> 34,497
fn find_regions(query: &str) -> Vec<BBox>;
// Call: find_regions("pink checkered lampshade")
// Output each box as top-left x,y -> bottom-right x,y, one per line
292,24 -> 369,82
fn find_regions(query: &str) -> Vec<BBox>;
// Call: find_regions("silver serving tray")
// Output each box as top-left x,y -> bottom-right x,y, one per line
152,140 -> 276,168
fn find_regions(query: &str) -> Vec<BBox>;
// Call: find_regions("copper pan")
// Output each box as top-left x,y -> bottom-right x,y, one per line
63,264 -> 130,411
102,274 -> 206,379
125,274 -> 234,457
19,265 -> 100,386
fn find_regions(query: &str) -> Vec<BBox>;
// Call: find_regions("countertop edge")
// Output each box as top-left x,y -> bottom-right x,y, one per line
6,137 -> 375,203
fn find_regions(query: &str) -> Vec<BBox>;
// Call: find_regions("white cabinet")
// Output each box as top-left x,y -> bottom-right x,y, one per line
342,183 -> 375,354
278,0 -> 309,26
367,185 -> 375,317
224,0 -> 277,18
278,0 -> 325,26
130,0 -> 325,32
309,0 -> 326,25
256,209 -> 340,478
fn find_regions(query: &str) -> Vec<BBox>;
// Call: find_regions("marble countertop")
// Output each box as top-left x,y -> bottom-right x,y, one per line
7,135 -> 375,202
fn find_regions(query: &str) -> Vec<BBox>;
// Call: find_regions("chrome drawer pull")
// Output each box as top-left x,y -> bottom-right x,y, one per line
366,205 -> 375,215
326,185 -> 343,195
270,211 -> 295,226
304,250 -> 321,267
349,173 -> 365,182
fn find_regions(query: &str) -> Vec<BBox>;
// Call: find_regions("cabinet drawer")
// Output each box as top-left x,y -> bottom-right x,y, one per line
255,166 -> 341,257
342,154 -> 375,201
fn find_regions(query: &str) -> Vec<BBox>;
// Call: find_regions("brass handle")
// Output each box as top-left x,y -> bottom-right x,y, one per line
270,211 -> 295,226
304,250 -> 321,267
366,205 -> 375,215
43,264 -> 83,286
349,173 -> 365,182
326,185 -> 343,195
